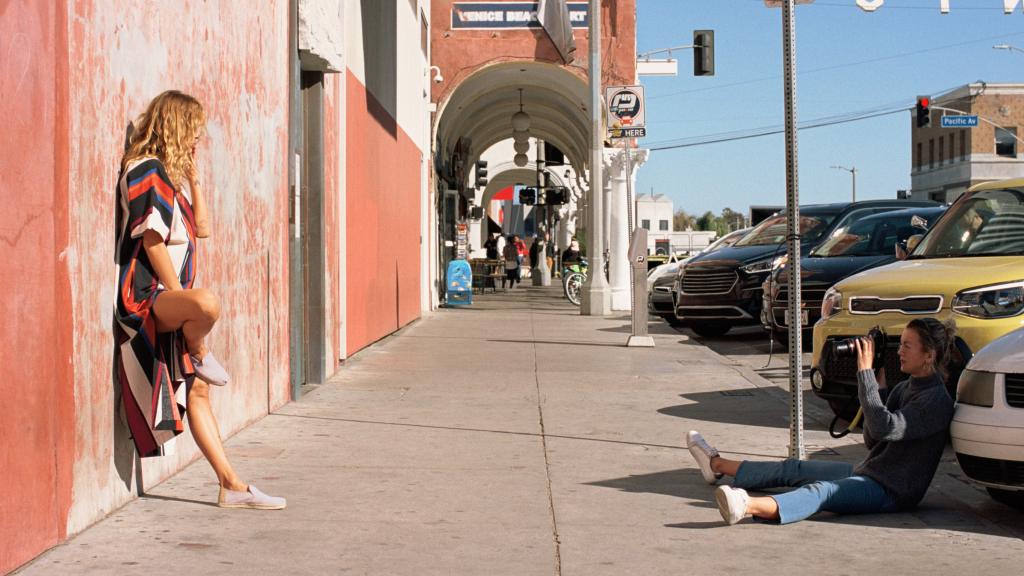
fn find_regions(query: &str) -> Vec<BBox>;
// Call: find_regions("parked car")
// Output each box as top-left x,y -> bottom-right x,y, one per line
761,206 -> 947,345
812,179 -> 1024,418
648,228 -> 750,326
952,326 -> 1024,508
674,200 -> 938,337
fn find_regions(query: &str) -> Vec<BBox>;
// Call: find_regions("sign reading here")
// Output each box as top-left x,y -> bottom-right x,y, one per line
451,2 -> 589,30
940,115 -> 979,128
606,85 -> 646,139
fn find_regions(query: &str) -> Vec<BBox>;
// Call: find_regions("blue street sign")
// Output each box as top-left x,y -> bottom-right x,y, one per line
940,115 -> 979,128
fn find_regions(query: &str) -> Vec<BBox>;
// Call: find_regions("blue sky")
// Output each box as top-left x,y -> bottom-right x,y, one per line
635,0 -> 1024,216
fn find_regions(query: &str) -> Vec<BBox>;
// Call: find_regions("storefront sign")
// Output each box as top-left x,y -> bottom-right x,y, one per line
451,2 -> 588,30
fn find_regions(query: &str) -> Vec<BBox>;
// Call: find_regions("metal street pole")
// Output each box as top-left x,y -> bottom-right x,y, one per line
581,0 -> 610,315
782,0 -> 806,460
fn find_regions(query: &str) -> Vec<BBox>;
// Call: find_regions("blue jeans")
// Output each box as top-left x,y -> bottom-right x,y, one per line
732,459 -> 898,524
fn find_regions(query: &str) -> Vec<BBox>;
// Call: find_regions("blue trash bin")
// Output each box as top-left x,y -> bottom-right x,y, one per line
446,260 -> 473,306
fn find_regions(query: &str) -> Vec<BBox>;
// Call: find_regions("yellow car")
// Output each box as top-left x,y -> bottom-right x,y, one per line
811,178 -> 1024,418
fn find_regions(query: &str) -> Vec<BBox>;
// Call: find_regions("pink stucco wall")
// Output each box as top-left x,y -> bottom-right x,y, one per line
0,3 -> 75,572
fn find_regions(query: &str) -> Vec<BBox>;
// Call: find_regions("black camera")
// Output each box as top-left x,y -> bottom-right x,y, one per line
832,326 -> 887,369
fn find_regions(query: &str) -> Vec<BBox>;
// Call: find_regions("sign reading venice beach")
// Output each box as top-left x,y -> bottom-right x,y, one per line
451,2 -> 589,30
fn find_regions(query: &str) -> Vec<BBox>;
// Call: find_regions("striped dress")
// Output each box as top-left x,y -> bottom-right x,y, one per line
113,158 -> 198,457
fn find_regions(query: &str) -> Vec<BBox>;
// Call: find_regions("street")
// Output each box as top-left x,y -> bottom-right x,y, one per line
19,289 -> 1024,576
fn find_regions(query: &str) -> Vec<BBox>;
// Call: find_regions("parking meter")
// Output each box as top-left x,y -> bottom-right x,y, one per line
627,227 -> 654,347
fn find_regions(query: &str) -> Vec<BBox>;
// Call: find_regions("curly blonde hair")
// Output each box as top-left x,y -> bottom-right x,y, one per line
122,90 -> 206,189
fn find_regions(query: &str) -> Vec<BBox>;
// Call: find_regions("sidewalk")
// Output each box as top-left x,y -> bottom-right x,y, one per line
19,287 -> 1024,575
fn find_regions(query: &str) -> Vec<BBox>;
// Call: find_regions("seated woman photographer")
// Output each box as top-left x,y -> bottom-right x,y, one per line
686,317 -> 956,525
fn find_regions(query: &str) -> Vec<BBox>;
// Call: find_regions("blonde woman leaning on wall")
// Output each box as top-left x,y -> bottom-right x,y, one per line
113,90 -> 285,509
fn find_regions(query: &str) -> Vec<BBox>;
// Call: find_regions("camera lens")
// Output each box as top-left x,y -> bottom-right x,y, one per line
833,338 -> 855,358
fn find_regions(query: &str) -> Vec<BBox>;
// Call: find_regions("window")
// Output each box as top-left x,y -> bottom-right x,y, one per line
916,142 -> 923,170
421,10 -> 429,57
961,129 -> 967,159
659,219 -> 669,231
949,133 -> 955,163
939,136 -> 945,165
641,219 -> 651,230
996,127 -> 1017,158
929,139 -> 935,169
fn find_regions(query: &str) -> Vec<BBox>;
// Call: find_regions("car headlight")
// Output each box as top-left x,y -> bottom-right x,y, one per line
957,369 -> 995,407
821,287 -> 843,320
742,256 -> 785,275
952,280 -> 1024,319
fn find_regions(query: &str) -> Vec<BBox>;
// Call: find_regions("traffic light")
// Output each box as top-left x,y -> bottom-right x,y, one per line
519,187 -> 537,205
915,96 -> 931,128
544,187 -> 568,205
693,30 -> 715,76
475,160 -> 488,188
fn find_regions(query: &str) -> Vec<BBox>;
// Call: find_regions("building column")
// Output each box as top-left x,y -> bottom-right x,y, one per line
606,148 -> 649,311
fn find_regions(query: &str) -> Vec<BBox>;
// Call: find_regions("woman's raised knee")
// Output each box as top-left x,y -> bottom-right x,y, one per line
192,288 -> 221,322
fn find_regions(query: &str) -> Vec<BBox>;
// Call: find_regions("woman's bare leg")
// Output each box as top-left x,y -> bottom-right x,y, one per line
710,455 -> 742,477
747,496 -> 780,520
153,288 -> 221,359
186,379 -> 246,491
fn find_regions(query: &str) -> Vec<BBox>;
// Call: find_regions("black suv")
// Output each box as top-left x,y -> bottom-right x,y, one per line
761,206 -> 946,345
673,200 -> 939,337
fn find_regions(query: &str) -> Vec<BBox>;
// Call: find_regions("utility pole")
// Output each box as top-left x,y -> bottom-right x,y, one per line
781,0 -> 805,461
830,165 -> 857,202
581,0 -> 610,315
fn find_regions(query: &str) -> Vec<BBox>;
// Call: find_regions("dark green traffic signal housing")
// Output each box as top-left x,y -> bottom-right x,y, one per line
693,30 -> 714,76
519,187 -> 537,205
915,96 -> 931,128
475,160 -> 488,188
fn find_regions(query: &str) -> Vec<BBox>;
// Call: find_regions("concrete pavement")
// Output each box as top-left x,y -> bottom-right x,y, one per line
17,287 -> 1024,575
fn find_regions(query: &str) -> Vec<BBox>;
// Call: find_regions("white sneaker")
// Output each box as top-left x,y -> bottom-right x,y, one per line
218,485 -> 286,510
714,485 -> 749,526
686,430 -> 723,484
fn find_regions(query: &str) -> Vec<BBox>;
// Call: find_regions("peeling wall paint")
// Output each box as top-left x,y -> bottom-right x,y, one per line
61,0 -> 290,538
0,2 -> 74,573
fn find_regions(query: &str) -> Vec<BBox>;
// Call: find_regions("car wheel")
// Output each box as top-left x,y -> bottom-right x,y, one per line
987,487 -> 1024,510
659,314 -> 684,327
827,399 -> 860,423
690,322 -> 732,338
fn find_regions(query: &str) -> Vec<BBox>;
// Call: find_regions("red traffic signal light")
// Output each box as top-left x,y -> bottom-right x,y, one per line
915,96 -> 931,128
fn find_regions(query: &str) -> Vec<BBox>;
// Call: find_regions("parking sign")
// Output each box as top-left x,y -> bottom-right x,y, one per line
605,85 -> 646,138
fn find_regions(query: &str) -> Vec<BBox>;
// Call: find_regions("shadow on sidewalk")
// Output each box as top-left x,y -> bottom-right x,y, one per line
657,388 -> 830,432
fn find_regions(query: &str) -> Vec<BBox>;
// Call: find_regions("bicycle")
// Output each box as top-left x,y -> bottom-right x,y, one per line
562,259 -> 588,306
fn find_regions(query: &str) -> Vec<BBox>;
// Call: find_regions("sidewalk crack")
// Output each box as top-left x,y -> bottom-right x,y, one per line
531,309 -> 562,576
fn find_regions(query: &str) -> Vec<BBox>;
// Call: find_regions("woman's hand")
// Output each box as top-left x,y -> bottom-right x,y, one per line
854,336 -> 874,372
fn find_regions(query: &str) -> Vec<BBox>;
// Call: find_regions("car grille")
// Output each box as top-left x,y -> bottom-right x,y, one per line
1006,374 -> 1024,408
774,285 -> 830,305
681,268 -> 737,295
849,296 -> 942,314
956,453 -> 1024,487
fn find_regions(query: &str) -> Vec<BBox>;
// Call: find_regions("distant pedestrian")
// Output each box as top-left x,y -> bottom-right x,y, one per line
687,318 -> 955,526
562,239 -> 581,264
544,232 -> 555,272
502,234 -> 520,289
114,90 -> 285,509
484,233 -> 499,259
528,235 -> 541,269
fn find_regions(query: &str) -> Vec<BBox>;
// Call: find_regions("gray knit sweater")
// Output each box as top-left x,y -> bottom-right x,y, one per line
852,369 -> 954,509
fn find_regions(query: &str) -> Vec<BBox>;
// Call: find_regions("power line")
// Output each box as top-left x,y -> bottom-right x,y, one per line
648,106 -> 907,152
646,30 -> 1024,100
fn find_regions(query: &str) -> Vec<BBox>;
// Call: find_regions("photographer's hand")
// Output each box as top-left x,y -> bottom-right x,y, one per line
854,337 -> 874,373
